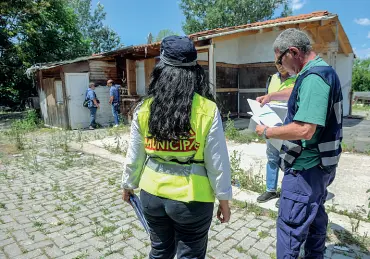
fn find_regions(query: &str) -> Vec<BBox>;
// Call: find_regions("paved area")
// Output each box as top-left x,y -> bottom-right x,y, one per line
0,127 -> 369,258
81,131 -> 370,218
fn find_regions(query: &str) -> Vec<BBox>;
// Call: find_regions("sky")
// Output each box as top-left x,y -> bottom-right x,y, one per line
92,0 -> 370,59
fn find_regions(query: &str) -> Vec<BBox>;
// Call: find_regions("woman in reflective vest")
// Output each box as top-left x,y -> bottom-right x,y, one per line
121,36 -> 232,259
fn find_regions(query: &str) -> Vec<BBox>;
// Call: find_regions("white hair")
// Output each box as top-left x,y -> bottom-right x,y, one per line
273,28 -> 312,54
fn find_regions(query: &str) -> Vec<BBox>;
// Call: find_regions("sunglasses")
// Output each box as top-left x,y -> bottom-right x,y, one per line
276,48 -> 290,65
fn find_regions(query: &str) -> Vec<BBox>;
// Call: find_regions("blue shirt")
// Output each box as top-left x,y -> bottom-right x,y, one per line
86,88 -> 97,108
110,85 -> 120,103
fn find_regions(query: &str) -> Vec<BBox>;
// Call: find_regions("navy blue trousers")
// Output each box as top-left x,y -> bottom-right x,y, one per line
277,165 -> 336,259
140,190 -> 214,259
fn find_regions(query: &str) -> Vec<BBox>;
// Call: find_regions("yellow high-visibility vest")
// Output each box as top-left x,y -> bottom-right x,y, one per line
267,74 -> 296,102
137,93 -> 216,203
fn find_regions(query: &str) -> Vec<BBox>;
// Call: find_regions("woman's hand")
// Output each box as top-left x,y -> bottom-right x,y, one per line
217,200 -> 231,223
122,189 -> 134,205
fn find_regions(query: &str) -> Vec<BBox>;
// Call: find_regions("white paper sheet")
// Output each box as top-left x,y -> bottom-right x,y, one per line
247,99 -> 283,127
247,99 -> 284,150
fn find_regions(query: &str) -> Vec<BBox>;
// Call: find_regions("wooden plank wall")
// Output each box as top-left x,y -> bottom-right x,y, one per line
201,64 -> 239,117
37,67 -> 69,128
89,60 -> 119,86
239,63 -> 276,90
126,59 -> 137,95
41,78 -> 68,128
239,63 -> 276,116
144,58 -> 156,91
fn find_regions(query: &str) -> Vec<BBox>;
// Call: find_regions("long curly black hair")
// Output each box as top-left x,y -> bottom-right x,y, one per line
147,61 -> 214,141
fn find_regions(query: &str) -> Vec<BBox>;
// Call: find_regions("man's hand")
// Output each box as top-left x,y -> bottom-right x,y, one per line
122,189 -> 134,205
217,200 -> 231,223
255,125 -> 267,136
256,94 -> 271,107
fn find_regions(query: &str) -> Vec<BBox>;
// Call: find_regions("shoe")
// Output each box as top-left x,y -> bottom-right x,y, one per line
89,126 -> 95,130
114,124 -> 119,128
257,191 -> 279,203
275,198 -> 280,208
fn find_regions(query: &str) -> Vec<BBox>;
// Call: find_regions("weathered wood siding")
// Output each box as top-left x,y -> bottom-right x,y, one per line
89,59 -> 119,86
39,75 -> 69,128
239,63 -> 276,116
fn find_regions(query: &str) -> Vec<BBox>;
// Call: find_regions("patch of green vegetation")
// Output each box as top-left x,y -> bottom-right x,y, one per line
120,228 -> 133,241
224,114 -> 264,144
270,253 -> 277,259
72,251 -> 89,259
230,151 -> 265,193
332,229 -> 370,252
235,246 -> 248,254
352,104 -> 370,112
51,181 -> 61,192
5,109 -> 42,150
258,230 -> 269,239
108,177 -> 116,186
133,254 -> 146,259
94,225 -> 117,237
232,200 -> 278,220
68,205 -> 81,213
326,205 -> 370,223
33,221 -> 43,228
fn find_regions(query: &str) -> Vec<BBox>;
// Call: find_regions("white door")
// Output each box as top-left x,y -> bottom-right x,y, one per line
65,73 -> 90,129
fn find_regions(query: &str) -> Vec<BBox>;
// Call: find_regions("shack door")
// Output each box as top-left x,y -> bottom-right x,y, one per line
65,73 -> 90,129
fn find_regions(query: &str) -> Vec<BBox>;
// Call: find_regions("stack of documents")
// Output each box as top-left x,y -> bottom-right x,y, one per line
247,99 -> 285,151
129,194 -> 150,234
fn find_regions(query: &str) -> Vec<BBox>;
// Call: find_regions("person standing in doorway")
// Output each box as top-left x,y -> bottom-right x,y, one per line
257,63 -> 296,206
256,28 -> 342,258
121,36 -> 232,259
107,79 -> 120,127
86,82 -> 100,130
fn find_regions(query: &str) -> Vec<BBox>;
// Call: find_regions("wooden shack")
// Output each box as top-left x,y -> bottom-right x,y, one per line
27,45 -> 161,129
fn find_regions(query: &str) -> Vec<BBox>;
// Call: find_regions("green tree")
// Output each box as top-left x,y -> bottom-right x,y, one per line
179,0 -> 292,34
155,29 -> 179,42
352,58 -> 370,92
0,0 -> 89,107
69,0 -> 123,54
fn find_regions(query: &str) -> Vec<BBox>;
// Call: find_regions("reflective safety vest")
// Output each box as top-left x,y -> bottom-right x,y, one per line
280,66 -> 343,170
137,93 -> 216,203
267,73 -> 296,100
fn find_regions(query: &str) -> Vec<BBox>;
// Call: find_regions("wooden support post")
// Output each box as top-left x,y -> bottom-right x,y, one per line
144,58 -> 156,93
126,59 -> 137,96
208,42 -> 216,97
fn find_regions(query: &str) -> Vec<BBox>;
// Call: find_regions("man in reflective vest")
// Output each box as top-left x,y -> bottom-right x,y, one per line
257,63 -> 296,206
255,29 -> 342,259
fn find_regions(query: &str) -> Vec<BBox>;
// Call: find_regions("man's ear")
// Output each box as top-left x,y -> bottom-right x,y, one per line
290,47 -> 299,57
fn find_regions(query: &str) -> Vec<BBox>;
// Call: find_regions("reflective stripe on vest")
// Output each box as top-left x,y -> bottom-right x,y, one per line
321,155 -> 341,166
318,140 -> 341,152
137,93 -> 216,202
334,101 -> 342,124
279,140 -> 303,170
146,158 -> 207,177
139,158 -> 215,203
